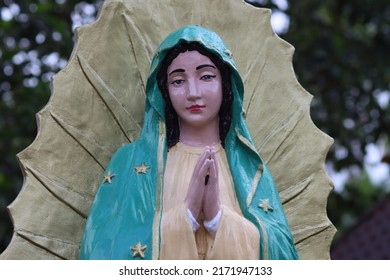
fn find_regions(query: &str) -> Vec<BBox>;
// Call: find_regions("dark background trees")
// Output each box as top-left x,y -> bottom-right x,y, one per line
1,0 -> 389,255
269,0 -> 390,240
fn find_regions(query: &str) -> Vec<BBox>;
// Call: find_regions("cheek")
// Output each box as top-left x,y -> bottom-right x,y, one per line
205,83 -> 223,108
168,88 -> 185,111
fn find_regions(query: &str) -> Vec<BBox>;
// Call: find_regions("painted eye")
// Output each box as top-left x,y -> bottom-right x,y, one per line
171,79 -> 184,85
201,74 -> 216,81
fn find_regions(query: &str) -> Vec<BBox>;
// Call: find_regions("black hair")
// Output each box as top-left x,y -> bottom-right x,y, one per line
157,41 -> 233,148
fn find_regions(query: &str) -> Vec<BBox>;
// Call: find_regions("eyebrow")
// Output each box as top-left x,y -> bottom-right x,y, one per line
168,64 -> 216,76
168,68 -> 185,76
196,64 -> 216,70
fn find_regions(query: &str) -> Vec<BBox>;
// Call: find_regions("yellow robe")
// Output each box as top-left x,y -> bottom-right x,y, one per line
160,142 -> 260,259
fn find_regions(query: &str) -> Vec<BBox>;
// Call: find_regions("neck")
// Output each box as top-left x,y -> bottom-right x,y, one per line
179,119 -> 220,147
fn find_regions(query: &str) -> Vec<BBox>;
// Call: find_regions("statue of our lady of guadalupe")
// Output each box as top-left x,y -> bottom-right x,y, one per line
1,0 -> 335,261
79,25 -> 299,260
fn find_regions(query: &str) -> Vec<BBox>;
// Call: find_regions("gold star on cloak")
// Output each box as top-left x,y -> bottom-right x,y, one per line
134,162 -> 150,175
258,198 -> 273,213
130,242 -> 147,259
103,171 -> 115,184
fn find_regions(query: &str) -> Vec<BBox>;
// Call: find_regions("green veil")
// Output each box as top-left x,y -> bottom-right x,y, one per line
79,25 -> 298,260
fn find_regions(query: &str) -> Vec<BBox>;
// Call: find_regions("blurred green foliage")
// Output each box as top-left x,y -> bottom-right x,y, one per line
328,171 -> 388,242
1,0 -> 389,254
282,0 -> 390,171
278,0 -> 390,241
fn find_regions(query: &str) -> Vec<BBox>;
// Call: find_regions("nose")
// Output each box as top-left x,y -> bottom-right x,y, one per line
186,78 -> 200,101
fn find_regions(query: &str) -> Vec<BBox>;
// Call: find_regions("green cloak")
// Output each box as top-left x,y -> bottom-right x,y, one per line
79,25 -> 298,260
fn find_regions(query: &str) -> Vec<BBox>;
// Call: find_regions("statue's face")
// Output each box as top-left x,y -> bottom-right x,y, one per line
167,50 -> 222,128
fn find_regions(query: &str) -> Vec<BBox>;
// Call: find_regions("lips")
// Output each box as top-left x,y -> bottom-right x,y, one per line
186,104 -> 206,111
